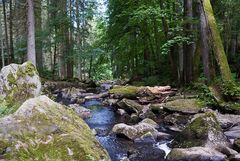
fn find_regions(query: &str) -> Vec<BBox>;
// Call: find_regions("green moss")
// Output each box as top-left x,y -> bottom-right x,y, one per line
164,99 -> 204,114
174,112 -> 222,148
219,102 -> 240,114
7,72 -> 16,85
25,61 -> 36,77
1,100 -> 109,161
109,86 -> 142,97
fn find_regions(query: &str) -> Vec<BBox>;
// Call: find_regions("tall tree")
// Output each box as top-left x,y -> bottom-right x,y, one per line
2,0 -> 10,64
27,0 -> 36,66
9,0 -> 14,63
201,0 -> 232,81
183,0 -> 194,84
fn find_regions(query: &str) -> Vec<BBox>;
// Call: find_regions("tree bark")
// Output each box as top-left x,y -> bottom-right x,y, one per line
35,0 -> 43,73
27,0 -> 37,66
199,0 -> 211,83
2,0 -> 10,65
0,18 -> 5,67
9,0 -> 14,63
183,0 -> 194,84
67,0 -> 74,79
201,0 -> 232,81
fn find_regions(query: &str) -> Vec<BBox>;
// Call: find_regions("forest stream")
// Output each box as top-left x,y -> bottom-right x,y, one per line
56,83 -> 173,161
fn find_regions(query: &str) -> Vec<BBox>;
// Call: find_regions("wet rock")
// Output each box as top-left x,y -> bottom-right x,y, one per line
224,125 -> 240,139
0,62 -> 41,106
229,154 -> 240,161
84,92 -> 109,100
164,113 -> 190,132
173,112 -> 230,148
130,113 -> 140,123
150,103 -> 164,113
128,145 -> 165,161
0,96 -> 110,160
216,113 -> 240,129
141,118 -> 159,128
112,119 -> 159,140
75,98 -> 86,104
103,98 -> 119,106
163,99 -> 204,114
68,104 -> 91,119
118,109 -> 127,115
215,145 -> 238,156
61,87 -> 85,99
234,139 -> 240,152
120,157 -> 130,161
117,98 -> 143,114
139,105 -> 156,120
166,147 -> 227,161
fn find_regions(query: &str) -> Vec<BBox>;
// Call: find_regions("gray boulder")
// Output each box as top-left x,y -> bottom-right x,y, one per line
166,147 -> 227,161
173,112 -> 230,148
0,62 -> 41,106
0,96 -> 110,160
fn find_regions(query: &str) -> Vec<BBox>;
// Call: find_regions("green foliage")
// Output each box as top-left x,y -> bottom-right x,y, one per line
220,80 -> 240,98
196,84 -> 217,106
0,98 -> 16,117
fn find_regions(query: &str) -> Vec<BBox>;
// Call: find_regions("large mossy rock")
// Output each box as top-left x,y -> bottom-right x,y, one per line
173,112 -> 229,148
0,96 -> 110,161
166,147 -> 227,161
0,62 -> 41,106
109,86 -> 143,98
163,99 -> 204,114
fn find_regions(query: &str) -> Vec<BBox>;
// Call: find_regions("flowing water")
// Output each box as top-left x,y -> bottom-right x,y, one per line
82,99 -> 172,161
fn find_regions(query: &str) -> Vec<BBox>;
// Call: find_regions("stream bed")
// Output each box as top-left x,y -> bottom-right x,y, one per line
82,99 -> 172,161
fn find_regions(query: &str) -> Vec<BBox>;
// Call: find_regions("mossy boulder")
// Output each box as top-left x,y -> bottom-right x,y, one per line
0,96 -> 110,161
173,112 -> 230,148
0,62 -> 41,107
109,86 -> 143,98
166,147 -> 227,161
163,99 -> 204,114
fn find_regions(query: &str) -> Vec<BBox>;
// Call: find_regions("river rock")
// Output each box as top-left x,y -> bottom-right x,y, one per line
68,104 -> 91,119
224,125 -> 240,139
0,96 -> 110,160
0,62 -> 41,106
109,86 -> 143,98
139,105 -> 156,120
234,139 -> 240,152
216,113 -> 240,129
166,147 -> 227,161
61,87 -> 85,99
229,153 -> 240,161
117,98 -> 143,114
173,112 -> 230,148
163,99 -> 204,114
112,119 -> 159,140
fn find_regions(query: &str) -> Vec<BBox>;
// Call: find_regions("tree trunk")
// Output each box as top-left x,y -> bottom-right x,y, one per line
67,0 -> 74,79
199,0 -> 211,83
201,0 -> 232,81
35,0 -> 43,73
2,0 -> 10,65
9,0 -> 14,63
183,0 -> 194,84
0,18 -> 4,67
27,0 -> 36,66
